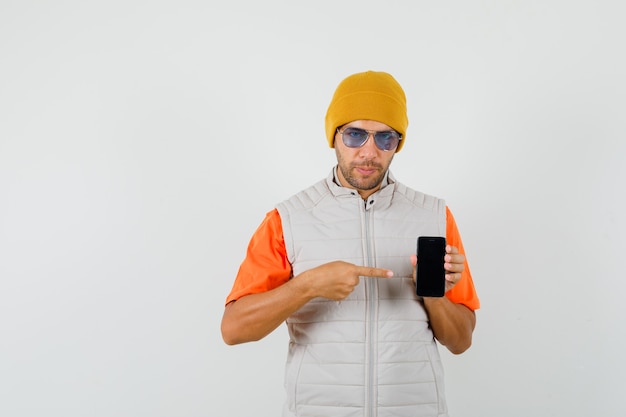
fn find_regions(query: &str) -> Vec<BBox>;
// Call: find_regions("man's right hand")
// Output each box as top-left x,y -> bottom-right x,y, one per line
299,261 -> 394,301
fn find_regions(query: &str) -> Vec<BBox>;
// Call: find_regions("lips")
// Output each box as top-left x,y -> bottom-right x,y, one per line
354,164 -> 380,176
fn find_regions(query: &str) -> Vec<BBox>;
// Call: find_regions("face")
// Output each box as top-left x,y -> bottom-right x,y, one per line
334,120 -> 398,199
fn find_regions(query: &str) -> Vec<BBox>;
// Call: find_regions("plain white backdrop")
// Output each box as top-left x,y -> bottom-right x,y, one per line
1,1 -> 624,416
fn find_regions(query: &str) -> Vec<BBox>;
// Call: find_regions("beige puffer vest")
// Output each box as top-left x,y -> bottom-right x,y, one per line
276,168 -> 448,417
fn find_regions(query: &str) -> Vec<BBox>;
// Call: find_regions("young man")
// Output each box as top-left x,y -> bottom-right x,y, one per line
221,71 -> 480,417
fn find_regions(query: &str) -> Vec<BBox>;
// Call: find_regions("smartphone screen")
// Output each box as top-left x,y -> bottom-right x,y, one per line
416,236 -> 446,297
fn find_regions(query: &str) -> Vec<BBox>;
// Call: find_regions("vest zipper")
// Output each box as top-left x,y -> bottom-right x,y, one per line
363,197 -> 377,417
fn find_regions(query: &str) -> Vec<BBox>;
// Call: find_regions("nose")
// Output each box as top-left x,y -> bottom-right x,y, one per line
358,133 -> 378,157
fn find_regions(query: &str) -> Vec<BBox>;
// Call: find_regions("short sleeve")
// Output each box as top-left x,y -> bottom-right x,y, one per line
445,206 -> 480,310
225,209 -> 292,305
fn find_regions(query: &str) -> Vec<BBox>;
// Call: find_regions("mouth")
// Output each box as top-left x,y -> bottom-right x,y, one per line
354,164 -> 380,176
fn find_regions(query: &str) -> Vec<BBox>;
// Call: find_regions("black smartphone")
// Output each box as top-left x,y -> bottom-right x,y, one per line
416,236 -> 446,297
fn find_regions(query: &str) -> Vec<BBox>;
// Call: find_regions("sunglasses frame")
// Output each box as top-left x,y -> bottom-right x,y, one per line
336,127 -> 402,151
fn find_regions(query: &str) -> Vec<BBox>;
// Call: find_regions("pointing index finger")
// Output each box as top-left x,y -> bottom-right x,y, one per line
356,266 -> 394,278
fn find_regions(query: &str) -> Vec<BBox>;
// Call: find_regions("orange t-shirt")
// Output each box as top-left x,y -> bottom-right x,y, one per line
226,206 -> 480,310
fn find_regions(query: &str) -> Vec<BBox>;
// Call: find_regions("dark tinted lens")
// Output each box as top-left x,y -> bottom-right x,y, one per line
341,128 -> 369,147
374,131 -> 400,151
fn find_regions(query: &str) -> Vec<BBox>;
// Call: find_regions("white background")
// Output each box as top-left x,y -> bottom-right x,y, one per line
1,1 -> 624,416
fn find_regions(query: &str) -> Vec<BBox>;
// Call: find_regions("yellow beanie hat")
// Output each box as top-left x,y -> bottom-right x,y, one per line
325,71 -> 408,152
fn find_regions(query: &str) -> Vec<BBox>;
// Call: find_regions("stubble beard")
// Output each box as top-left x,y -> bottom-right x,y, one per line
336,151 -> 392,192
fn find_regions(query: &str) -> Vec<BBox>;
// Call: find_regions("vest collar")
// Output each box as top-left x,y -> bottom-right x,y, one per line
327,166 -> 396,209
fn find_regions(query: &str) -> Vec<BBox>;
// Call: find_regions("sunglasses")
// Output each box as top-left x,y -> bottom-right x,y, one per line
337,127 -> 402,151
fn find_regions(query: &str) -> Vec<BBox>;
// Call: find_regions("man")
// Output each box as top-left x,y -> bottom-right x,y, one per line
221,70 -> 480,417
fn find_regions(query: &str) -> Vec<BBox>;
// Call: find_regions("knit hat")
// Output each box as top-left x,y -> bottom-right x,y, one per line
325,71 -> 408,152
